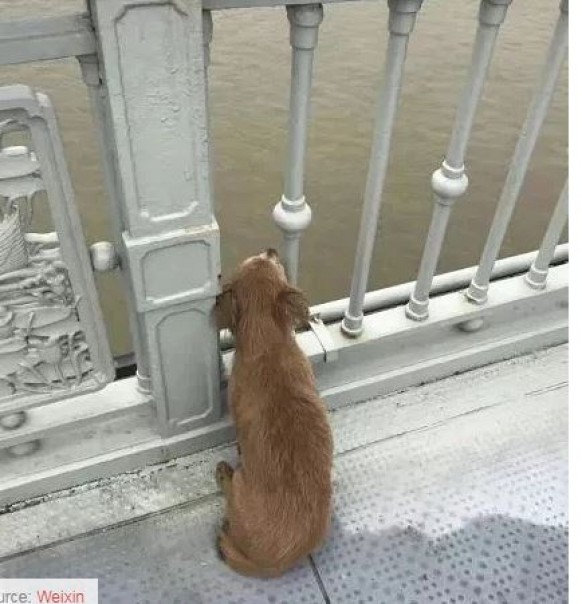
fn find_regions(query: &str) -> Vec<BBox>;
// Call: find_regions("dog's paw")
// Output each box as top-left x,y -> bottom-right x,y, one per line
215,461 -> 234,490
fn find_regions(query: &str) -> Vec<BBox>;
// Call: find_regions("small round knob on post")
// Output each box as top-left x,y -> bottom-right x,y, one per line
431,163 -> 469,205
0,411 -> 27,430
457,317 -> 485,332
89,241 -> 119,272
272,196 -> 313,235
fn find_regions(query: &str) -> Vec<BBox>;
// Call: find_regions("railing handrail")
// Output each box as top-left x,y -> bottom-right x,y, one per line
204,0 -> 356,9
0,0 -> 359,66
0,14 -> 95,66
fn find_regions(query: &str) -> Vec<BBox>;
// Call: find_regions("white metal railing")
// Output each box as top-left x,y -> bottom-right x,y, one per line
466,0 -> 568,304
0,0 -> 568,505
405,0 -> 510,322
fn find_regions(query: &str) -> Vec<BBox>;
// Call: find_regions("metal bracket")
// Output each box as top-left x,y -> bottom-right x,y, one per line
308,314 -> 339,363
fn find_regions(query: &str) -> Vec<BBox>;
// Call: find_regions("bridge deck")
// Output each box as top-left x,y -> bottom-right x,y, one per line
0,344 -> 568,603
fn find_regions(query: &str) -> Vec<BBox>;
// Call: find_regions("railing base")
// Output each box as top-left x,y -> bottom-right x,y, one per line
0,343 -> 566,561
0,399 -> 234,508
314,265 -> 568,409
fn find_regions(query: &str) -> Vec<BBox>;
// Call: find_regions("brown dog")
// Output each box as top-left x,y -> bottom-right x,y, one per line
214,249 -> 333,578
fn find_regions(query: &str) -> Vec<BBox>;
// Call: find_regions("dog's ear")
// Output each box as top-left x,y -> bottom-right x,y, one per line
277,285 -> 310,329
215,286 -> 237,331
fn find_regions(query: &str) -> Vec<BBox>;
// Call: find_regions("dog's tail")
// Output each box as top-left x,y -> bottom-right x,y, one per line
218,531 -> 285,578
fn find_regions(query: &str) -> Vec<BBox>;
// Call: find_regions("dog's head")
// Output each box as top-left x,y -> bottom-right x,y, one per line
216,248 -> 310,333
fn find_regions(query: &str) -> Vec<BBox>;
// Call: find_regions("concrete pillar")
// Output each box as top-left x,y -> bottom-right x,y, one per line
89,0 -> 222,436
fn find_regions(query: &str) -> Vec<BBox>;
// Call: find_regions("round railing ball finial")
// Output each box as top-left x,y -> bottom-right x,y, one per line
90,241 -> 119,272
431,166 -> 469,204
272,196 -> 312,236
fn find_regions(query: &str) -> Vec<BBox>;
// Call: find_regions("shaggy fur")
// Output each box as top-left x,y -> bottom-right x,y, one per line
214,249 -> 333,578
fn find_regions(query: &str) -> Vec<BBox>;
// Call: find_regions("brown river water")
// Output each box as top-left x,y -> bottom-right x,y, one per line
0,0 -> 568,356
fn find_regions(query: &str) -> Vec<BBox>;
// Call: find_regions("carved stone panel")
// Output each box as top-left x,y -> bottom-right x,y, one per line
0,86 -> 114,415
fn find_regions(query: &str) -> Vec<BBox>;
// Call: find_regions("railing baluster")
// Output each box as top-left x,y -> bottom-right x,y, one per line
405,0 -> 511,322
525,181 -> 568,290
341,0 -> 422,337
466,0 -> 568,304
273,4 -> 323,285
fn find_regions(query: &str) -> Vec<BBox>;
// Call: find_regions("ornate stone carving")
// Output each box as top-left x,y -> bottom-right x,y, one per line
0,90 -> 114,423
0,143 -> 92,404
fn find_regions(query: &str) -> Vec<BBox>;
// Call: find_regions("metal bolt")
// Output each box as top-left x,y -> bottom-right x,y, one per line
458,318 -> 485,333
0,411 -> 27,430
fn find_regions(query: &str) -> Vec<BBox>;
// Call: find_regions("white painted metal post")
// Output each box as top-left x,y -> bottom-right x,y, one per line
405,0 -> 511,321
272,4 -> 323,285
341,0 -> 422,337
89,0 -> 222,436
467,0 -> 568,304
525,181 -> 568,290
